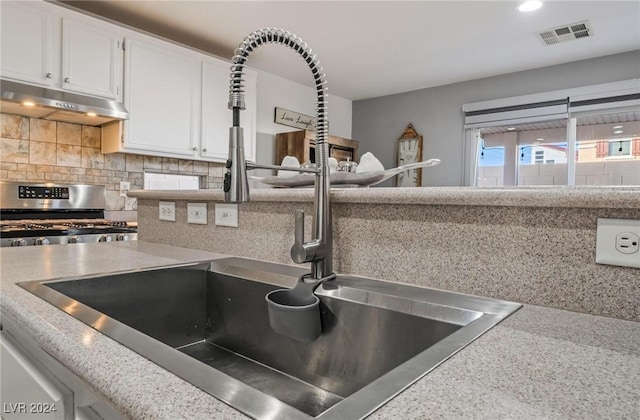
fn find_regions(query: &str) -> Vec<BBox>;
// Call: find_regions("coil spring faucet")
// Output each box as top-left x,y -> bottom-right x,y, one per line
224,28 -> 333,281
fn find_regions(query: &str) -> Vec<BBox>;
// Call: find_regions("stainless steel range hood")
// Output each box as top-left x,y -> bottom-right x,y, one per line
0,80 -> 128,126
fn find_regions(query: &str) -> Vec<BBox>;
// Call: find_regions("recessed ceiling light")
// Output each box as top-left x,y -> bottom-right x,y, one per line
507,127 -> 516,131
614,130 -> 624,134
536,138 -> 544,142
613,125 -> 623,129
519,1 -> 543,12
86,112 -> 97,117
22,101 -> 35,107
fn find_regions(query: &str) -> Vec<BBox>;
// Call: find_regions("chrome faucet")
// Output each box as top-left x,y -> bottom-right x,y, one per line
224,28 -> 333,281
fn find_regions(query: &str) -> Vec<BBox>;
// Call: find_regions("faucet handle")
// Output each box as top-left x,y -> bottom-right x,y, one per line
291,209 -> 313,264
294,208 -> 304,245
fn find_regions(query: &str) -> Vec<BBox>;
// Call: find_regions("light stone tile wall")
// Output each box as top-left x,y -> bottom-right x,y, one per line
136,198 -> 640,322
0,113 -> 225,210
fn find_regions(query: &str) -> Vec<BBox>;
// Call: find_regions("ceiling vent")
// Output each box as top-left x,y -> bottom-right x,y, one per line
537,21 -> 592,46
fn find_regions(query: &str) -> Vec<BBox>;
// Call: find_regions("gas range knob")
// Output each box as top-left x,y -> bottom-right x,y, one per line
98,235 -> 112,243
11,238 -> 27,247
67,235 -> 81,244
35,237 -> 50,246
115,233 -> 129,242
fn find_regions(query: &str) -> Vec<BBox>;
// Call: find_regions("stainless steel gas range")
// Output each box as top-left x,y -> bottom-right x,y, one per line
0,182 -> 137,247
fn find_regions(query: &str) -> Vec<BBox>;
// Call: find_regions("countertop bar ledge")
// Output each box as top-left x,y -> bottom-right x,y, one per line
128,186 -> 640,209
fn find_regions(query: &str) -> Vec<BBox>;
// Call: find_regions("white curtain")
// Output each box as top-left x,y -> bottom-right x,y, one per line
463,128 -> 480,186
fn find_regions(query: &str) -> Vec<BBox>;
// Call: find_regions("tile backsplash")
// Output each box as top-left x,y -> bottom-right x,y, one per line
0,113 -> 224,210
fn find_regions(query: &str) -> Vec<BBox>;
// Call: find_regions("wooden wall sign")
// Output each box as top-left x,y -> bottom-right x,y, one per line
274,107 -> 317,130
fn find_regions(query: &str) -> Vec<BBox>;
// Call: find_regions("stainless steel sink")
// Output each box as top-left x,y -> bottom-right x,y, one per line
19,257 -> 521,419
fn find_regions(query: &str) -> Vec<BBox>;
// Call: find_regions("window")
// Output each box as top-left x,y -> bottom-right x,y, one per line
479,144 -> 505,166
534,150 -> 544,163
574,115 -> 640,185
474,121 -> 569,186
607,140 -> 632,157
519,137 -> 568,185
470,117 -> 640,186
476,140 -> 505,186
143,173 -> 201,190
463,79 -> 640,187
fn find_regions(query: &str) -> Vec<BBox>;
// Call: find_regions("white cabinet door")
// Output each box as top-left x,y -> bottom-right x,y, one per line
123,35 -> 201,157
0,1 -> 124,100
0,332 -> 73,420
1,319 -> 127,420
0,1 -> 58,87
61,17 -> 122,100
201,59 -> 257,163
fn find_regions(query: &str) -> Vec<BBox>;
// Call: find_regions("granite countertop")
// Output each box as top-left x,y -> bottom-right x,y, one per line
128,186 -> 640,209
1,242 -> 639,419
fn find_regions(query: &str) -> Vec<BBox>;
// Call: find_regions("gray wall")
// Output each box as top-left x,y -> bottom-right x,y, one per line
352,50 -> 640,186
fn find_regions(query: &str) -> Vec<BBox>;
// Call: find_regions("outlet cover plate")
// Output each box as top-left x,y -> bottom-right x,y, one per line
119,181 -> 130,197
596,218 -> 640,268
215,203 -> 238,227
187,203 -> 207,225
159,201 -> 176,222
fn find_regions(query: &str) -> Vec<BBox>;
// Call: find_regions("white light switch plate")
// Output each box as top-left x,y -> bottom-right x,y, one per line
159,201 -> 176,222
596,218 -> 640,268
215,203 -> 238,227
187,203 -> 207,225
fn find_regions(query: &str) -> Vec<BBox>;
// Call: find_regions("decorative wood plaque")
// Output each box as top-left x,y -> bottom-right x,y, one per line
274,107 -> 317,130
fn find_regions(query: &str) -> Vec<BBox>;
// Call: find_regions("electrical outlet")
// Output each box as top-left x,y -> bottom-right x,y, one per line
215,203 -> 238,227
187,203 -> 207,225
616,232 -> 640,254
596,218 -> 640,268
159,201 -> 176,222
119,181 -> 130,197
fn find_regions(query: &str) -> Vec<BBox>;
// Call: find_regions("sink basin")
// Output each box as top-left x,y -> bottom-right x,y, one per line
19,257 -> 521,419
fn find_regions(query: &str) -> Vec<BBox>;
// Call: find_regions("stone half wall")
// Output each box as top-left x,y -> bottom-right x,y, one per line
0,113 -> 225,210
135,196 -> 640,322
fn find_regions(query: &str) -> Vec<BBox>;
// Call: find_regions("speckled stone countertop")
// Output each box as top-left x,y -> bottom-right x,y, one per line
1,242 -> 639,419
128,186 -> 640,209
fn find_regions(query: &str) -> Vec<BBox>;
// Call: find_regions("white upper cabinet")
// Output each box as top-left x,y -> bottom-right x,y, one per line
0,1 -> 258,163
61,17 -> 122,99
201,58 -> 257,163
0,1 -> 57,86
120,33 -> 201,157
104,35 -> 258,163
0,1 -> 123,100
